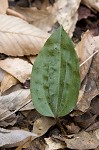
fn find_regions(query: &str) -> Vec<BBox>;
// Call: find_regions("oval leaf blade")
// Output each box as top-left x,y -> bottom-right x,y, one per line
30,26 -> 80,118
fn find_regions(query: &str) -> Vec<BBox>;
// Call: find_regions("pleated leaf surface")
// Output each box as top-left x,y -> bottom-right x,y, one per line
30,26 -> 80,117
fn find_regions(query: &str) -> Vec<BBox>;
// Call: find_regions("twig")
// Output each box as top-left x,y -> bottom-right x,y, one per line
80,50 -> 98,67
0,98 -> 32,121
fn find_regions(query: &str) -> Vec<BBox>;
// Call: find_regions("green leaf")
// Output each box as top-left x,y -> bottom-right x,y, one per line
30,26 -> 80,118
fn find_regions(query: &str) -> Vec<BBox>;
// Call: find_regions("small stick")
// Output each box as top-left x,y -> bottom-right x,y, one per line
55,117 -> 66,135
80,50 -> 98,67
0,99 -> 32,121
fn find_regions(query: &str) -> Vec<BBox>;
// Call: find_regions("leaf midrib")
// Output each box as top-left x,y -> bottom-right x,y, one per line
56,26 -> 62,117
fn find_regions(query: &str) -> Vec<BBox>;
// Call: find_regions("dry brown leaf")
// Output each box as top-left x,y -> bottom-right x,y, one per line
0,68 -> 5,95
0,114 -> 17,128
77,78 -> 98,112
76,32 -> 99,112
63,129 -> 99,149
86,121 -> 99,132
30,138 -> 46,150
21,110 -> 41,126
40,0 -> 51,10
0,14 -> 49,56
96,146 -> 99,150
53,0 -> 81,37
0,89 -> 30,120
45,137 -> 66,150
90,97 -> 99,117
93,35 -> 99,49
0,57 -> 32,83
28,55 -> 37,64
82,0 -> 99,12
74,112 -> 97,129
77,53 -> 99,112
7,8 -> 27,21
0,114 -> 17,127
33,117 -> 56,136
0,0 -> 8,14
76,31 -> 96,81
1,72 -> 18,94
14,7 -> 56,32
14,0 -> 81,36
77,78 -> 87,103
16,136 -> 32,150
3,83 -> 22,95
33,0 -> 50,10
65,123 -> 80,134
0,128 -> 37,147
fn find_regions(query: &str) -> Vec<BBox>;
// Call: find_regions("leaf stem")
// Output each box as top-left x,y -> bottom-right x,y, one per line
55,117 -> 66,135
